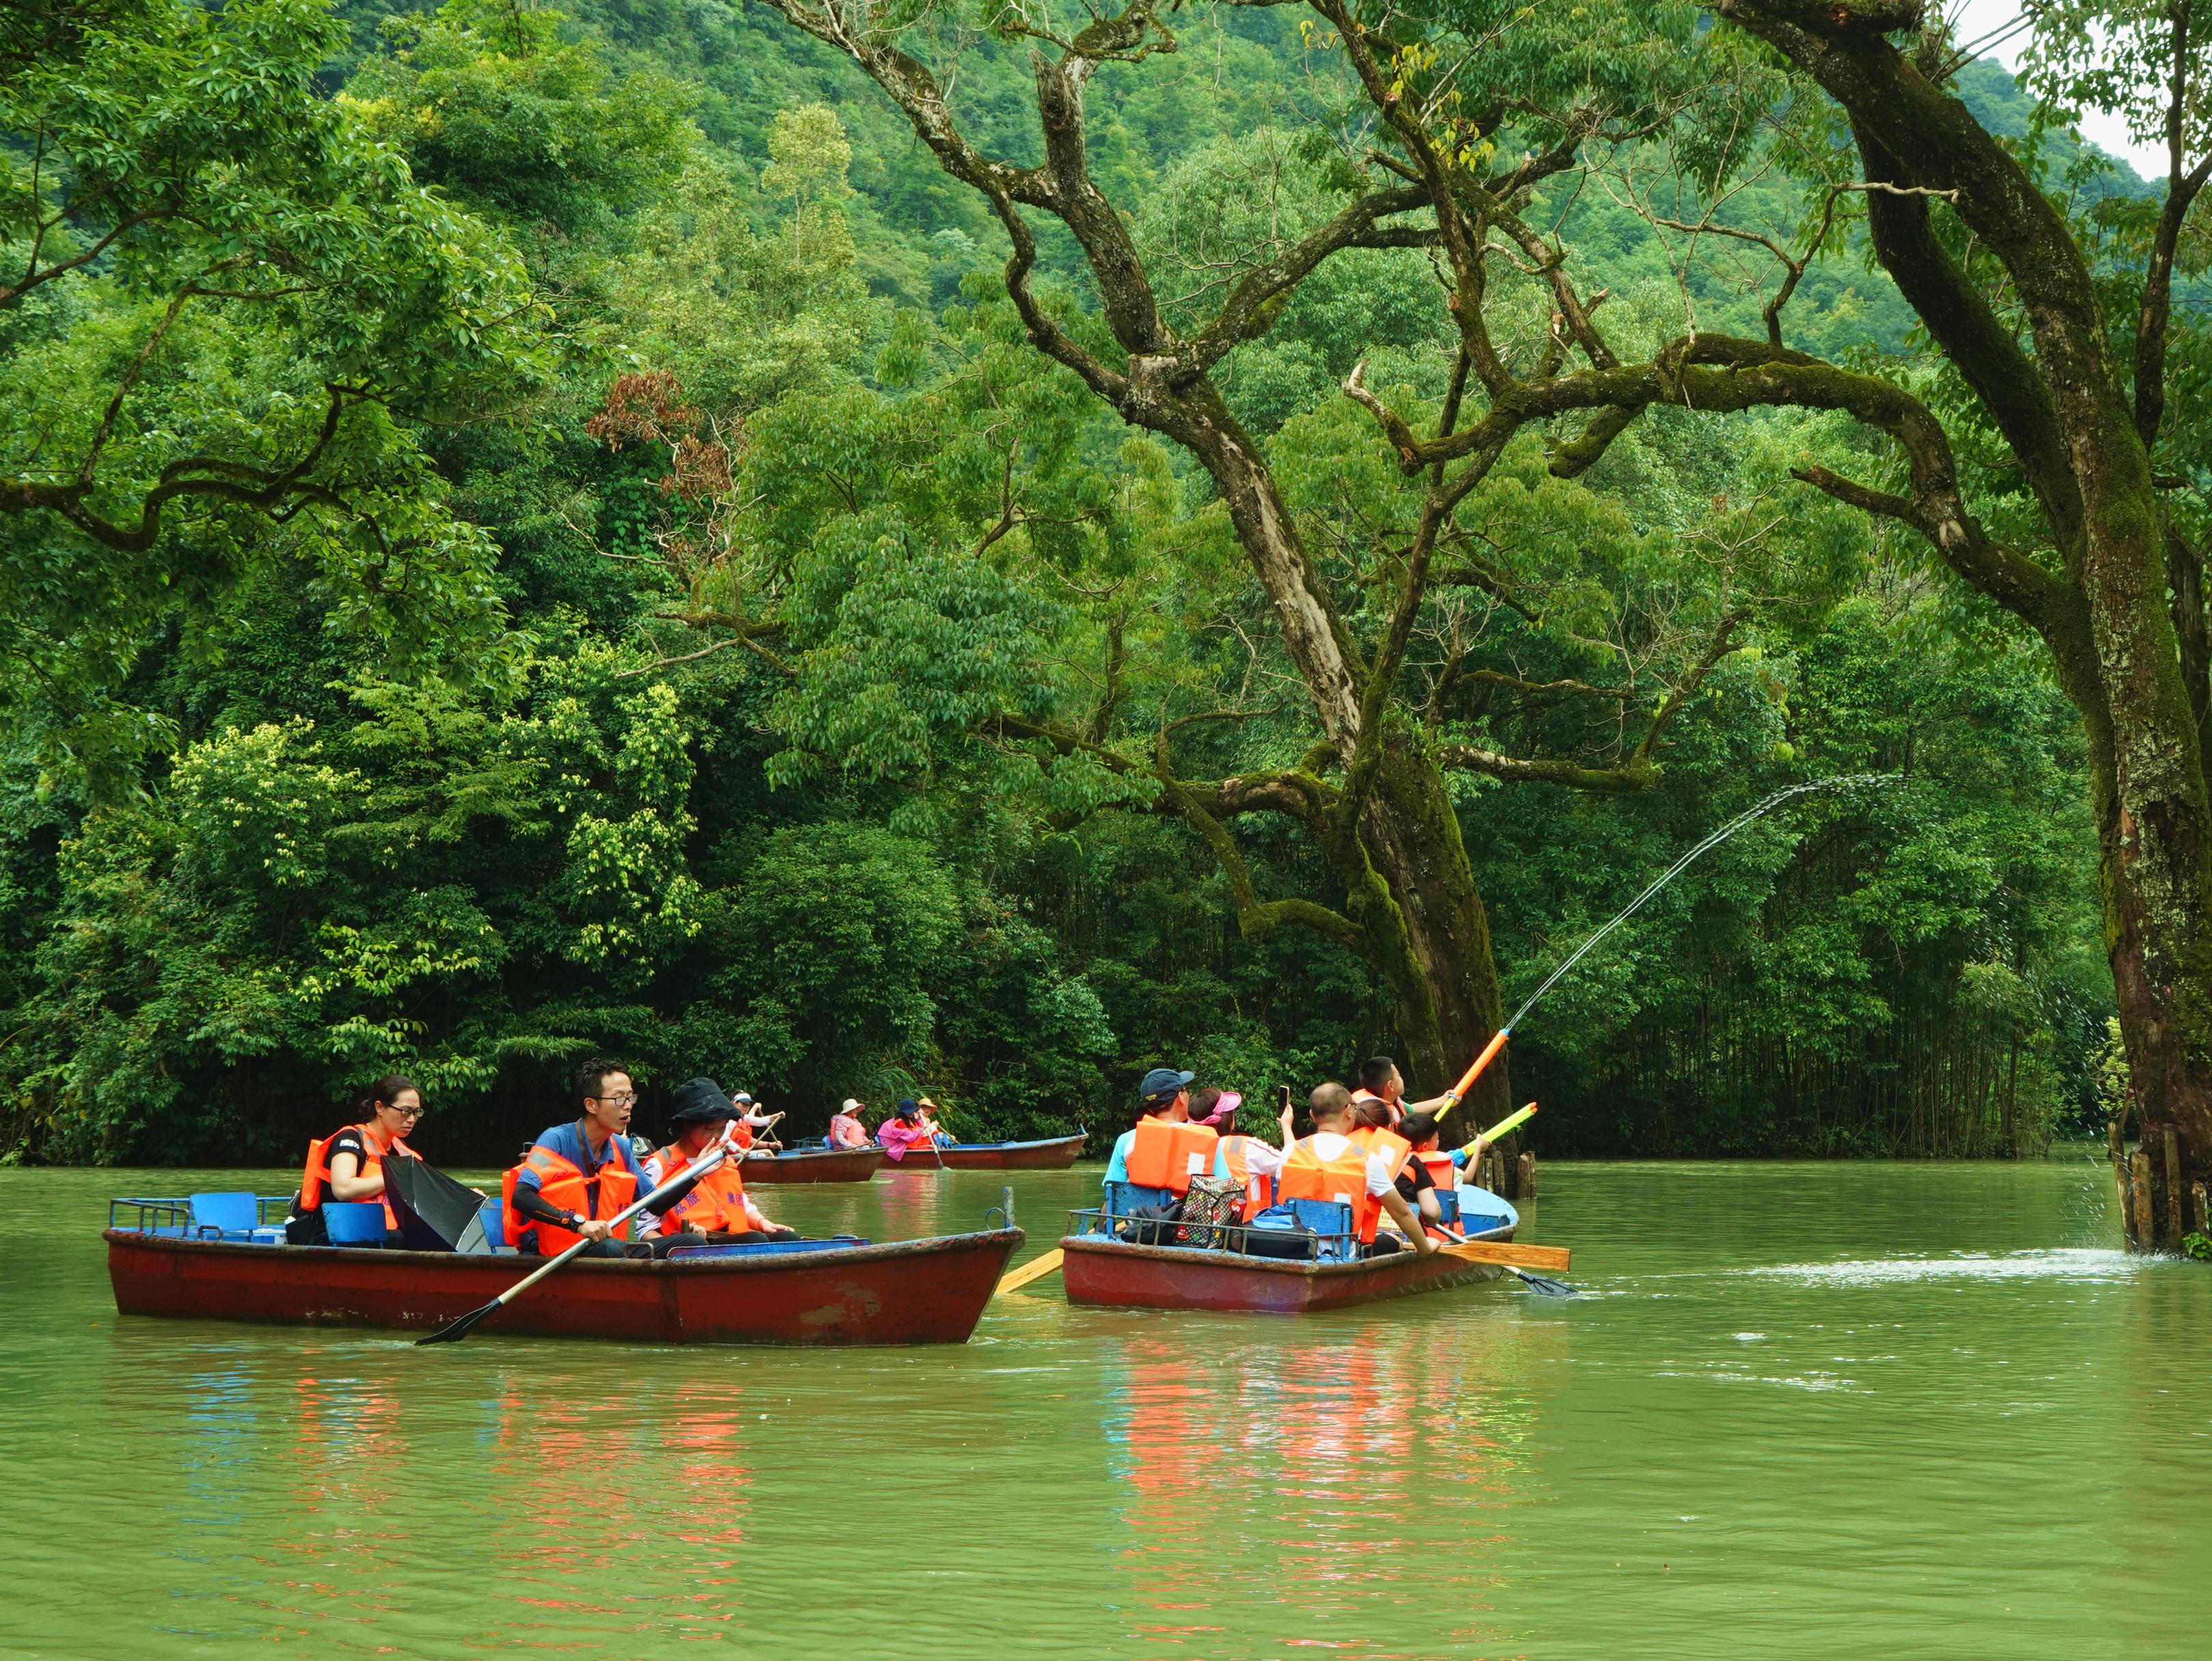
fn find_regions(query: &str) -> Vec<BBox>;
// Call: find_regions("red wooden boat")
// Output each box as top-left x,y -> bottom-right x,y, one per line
1056,1224 -> 1514,1314
106,1227 -> 1020,1345
738,1145 -> 885,1183
899,1132 -> 1086,1171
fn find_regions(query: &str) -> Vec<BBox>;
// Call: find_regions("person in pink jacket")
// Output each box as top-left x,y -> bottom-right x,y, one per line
875,1097 -> 951,1162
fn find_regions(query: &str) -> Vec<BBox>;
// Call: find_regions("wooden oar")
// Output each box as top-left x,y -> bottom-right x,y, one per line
417,1128 -> 743,1346
1436,1236 -> 1574,1295
1438,1238 -> 1568,1272
996,1248 -> 1063,1295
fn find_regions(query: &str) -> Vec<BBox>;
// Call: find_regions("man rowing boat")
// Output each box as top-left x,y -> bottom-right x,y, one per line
502,1059 -> 703,1257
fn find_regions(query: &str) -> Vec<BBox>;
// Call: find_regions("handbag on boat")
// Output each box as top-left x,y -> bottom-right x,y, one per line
1175,1175 -> 1246,1250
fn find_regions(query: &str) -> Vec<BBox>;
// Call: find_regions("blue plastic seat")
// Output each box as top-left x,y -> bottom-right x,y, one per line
1435,1189 -> 1461,1226
188,1192 -> 285,1244
470,1198 -> 512,1254
1104,1180 -> 1175,1216
322,1203 -> 387,1246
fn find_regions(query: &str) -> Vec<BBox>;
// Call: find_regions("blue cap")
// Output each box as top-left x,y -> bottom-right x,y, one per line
1139,1067 -> 1194,1103
896,1097 -> 922,1117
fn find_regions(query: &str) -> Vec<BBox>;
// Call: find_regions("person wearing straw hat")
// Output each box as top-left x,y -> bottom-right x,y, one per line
828,1098 -> 871,1149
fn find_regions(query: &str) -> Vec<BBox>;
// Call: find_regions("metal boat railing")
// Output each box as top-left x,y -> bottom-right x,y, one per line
109,1197 -> 191,1234
107,1194 -> 295,1239
1067,1206 -> 1363,1262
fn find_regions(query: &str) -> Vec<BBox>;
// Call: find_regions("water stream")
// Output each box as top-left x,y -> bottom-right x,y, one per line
3,1157 -> 2202,1659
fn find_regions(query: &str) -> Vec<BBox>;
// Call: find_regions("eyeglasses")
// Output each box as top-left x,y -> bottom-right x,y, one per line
386,1103 -> 425,1119
594,1092 -> 639,1107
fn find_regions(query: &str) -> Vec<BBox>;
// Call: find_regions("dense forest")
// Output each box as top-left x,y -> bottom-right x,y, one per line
5,0 -> 2194,1168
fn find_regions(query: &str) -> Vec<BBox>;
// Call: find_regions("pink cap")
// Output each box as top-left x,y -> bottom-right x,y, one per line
1195,1090 -> 1243,1129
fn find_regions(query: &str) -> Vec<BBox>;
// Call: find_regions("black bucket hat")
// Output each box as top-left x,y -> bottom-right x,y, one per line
668,1077 -> 741,1131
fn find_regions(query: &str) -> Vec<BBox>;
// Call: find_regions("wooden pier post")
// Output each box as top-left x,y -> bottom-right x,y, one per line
1515,1150 -> 1537,1200
2163,1129 -> 2186,1251
2130,1148 -> 2157,1250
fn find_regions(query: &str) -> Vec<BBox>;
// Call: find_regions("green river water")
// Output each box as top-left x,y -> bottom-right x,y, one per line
1,1157 -> 2204,1660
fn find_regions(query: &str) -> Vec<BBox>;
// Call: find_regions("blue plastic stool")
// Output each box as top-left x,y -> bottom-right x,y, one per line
322,1203 -> 387,1246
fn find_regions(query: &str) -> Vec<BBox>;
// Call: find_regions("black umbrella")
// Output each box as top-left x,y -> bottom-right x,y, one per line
383,1155 -> 493,1253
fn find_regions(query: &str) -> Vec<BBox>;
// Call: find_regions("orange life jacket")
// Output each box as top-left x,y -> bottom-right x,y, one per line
1216,1135 -> 1274,1220
1126,1118 -> 1219,1195
299,1124 -> 415,1229
1417,1150 -> 1458,1190
1279,1136 -> 1382,1244
651,1142 -> 750,1235
1350,1125 -> 1415,1184
501,1139 -> 640,1254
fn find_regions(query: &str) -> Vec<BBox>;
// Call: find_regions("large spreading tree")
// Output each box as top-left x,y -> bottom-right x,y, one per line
754,0 -> 2210,1243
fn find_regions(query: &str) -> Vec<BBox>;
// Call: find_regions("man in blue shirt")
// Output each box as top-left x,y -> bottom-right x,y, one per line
507,1059 -> 702,1257
1104,1066 -> 1192,1189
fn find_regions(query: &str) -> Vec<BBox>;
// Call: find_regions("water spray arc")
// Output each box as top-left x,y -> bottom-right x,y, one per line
1440,774 -> 1898,1114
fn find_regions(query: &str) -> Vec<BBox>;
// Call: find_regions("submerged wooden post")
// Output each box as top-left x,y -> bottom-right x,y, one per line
2191,1181 -> 2209,1243
2130,1148 -> 2157,1251
2162,1129 -> 2185,1250
1516,1150 -> 1537,1199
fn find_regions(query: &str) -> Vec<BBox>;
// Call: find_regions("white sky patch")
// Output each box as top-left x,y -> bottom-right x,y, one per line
1950,1 -> 2164,179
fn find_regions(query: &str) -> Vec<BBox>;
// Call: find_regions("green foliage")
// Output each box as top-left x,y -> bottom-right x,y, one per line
0,0 -> 2134,1165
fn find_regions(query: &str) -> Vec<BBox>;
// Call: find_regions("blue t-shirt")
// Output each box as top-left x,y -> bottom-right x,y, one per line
515,1120 -> 648,1216
1104,1129 -> 1137,1188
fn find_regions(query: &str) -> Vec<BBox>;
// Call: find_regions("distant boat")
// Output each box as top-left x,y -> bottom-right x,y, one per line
739,1144 -> 885,1183
105,1218 -> 1018,1345
901,1132 -> 1086,1170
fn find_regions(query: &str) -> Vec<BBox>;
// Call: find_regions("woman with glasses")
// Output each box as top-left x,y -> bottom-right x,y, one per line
285,1074 -> 426,1245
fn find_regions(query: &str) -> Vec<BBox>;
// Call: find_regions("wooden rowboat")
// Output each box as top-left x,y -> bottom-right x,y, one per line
105,1227 -> 1019,1345
897,1133 -> 1086,1171
737,1145 -> 885,1183
1056,1218 -> 1516,1315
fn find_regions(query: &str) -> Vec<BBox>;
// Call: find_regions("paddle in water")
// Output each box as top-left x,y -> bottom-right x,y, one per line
417,1127 -> 744,1346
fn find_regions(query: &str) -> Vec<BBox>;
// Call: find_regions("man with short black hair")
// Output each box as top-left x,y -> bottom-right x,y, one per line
502,1059 -> 702,1257
1102,1067 -> 1192,1192
1350,1056 -> 1451,1125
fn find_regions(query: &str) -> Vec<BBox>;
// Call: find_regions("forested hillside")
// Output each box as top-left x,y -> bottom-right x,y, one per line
4,0 -> 2160,1164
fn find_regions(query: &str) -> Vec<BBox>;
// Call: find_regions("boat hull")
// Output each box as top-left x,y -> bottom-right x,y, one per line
739,1147 -> 885,1183
907,1134 -> 1086,1171
105,1228 -> 1020,1345
1058,1234 -> 1507,1313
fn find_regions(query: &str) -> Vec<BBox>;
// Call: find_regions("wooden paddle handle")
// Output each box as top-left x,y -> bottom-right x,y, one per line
995,1247 -> 1064,1295
1439,1239 -> 1570,1272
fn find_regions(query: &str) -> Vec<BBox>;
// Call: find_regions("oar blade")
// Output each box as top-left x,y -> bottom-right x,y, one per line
415,1298 -> 501,1346
995,1247 -> 1065,1296
1513,1271 -> 1576,1298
